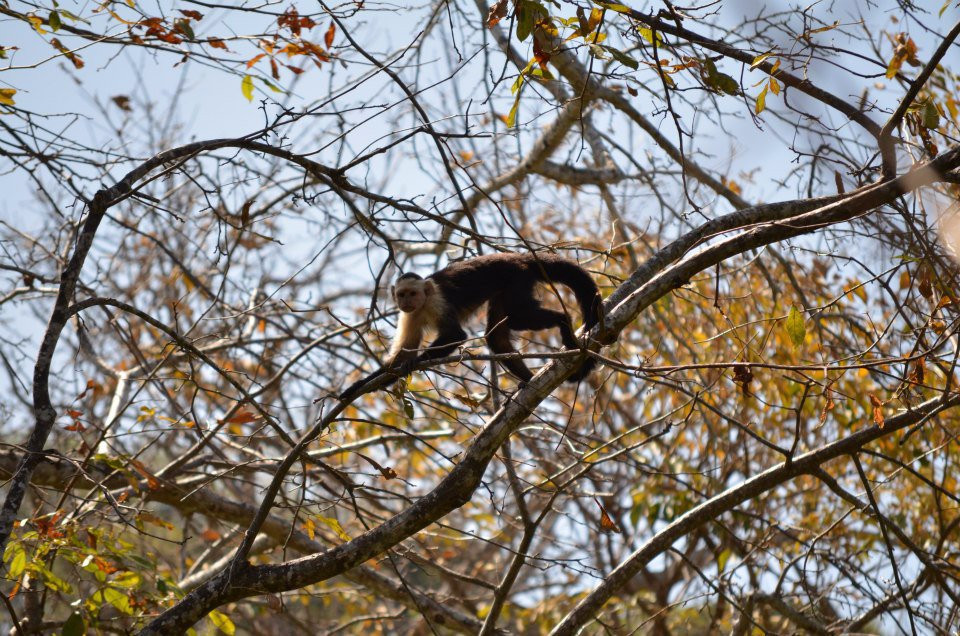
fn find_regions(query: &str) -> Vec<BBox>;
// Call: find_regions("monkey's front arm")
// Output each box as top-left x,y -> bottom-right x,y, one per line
338,320 -> 467,401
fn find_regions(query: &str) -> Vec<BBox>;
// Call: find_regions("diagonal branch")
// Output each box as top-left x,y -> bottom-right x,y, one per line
140,144 -> 960,634
548,393 -> 960,636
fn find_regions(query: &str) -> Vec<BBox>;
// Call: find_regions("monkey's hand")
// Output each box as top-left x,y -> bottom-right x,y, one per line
339,362 -> 415,401
339,368 -> 387,401
394,359 -> 418,377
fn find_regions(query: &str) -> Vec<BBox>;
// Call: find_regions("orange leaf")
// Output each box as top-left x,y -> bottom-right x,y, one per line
594,498 -> 622,533
129,459 -> 160,490
202,528 -> 221,541
156,31 -> 183,44
324,22 -> 335,49
819,391 -> 836,425
207,38 -> 228,50
226,410 -> 257,425
869,394 -> 885,428
487,0 -> 508,27
139,512 -> 174,530
94,557 -> 119,574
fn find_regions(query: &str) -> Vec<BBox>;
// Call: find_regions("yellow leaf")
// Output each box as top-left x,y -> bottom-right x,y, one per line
750,52 -> 773,68
209,609 -> 236,636
241,75 -> 254,101
110,571 -> 141,588
139,512 -> 174,530
803,20 -> 840,37
755,84 -> 768,114
587,7 -> 603,31
315,515 -> 350,541
784,305 -> 805,348
595,1 -> 631,14
5,543 -> 26,578
105,9 -> 135,25
27,15 -> 47,34
0,88 -> 16,106
506,90 -> 521,127
96,587 -> 132,614
899,270 -> 910,289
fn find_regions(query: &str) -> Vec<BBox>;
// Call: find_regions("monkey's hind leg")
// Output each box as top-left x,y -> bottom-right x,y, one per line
485,297 -> 534,382
505,300 -> 594,382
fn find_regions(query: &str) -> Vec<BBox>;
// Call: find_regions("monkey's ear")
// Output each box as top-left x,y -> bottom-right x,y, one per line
423,280 -> 437,296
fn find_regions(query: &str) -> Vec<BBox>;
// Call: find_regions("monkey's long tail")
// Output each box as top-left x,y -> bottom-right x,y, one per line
541,258 -> 604,382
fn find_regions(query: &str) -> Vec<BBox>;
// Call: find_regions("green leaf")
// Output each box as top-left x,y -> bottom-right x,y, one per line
98,587 -> 132,614
785,306 -> 806,348
260,78 -> 284,93
628,501 -> 642,528
701,60 -> 739,95
57,9 -> 86,23
529,66 -> 554,80
36,563 -> 72,593
176,18 -> 195,40
209,609 -> 236,636
241,75 -> 254,101
5,543 -> 26,578
49,11 -> 62,31
402,397 -> 414,419
602,45 -> 639,69
710,72 -> 739,95
922,100 -> 940,129
517,1 -> 546,41
61,613 -> 85,636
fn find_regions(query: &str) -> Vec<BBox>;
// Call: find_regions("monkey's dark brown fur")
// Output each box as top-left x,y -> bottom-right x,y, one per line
340,252 -> 602,399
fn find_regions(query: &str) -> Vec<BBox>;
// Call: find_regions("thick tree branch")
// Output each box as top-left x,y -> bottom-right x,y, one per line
141,145 -> 960,634
548,392 -> 960,635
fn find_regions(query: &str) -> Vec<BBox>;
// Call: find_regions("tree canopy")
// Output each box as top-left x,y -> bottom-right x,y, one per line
2,0 -> 960,633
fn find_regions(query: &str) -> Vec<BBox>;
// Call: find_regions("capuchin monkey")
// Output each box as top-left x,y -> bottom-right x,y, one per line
339,252 -> 603,399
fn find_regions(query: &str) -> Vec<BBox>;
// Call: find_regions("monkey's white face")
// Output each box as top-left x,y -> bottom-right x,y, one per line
394,280 -> 427,313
